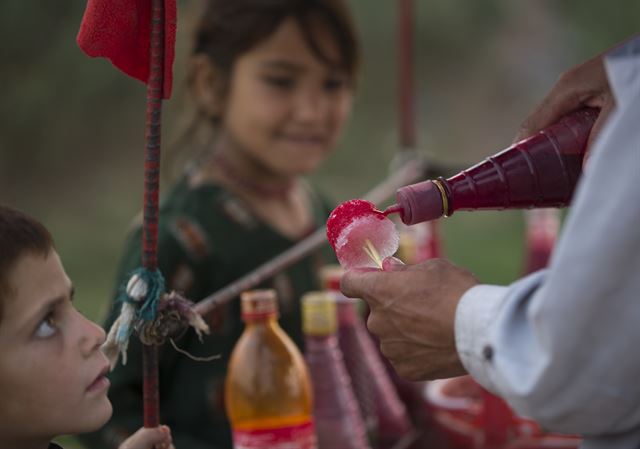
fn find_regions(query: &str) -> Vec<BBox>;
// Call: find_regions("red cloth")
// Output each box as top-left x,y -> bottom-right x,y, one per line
77,0 -> 176,99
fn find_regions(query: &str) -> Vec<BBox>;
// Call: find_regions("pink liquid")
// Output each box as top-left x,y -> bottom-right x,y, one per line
390,108 -> 599,225
335,296 -> 413,449
305,334 -> 371,449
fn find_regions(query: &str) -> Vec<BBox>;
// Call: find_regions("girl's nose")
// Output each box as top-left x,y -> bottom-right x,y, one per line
294,89 -> 326,123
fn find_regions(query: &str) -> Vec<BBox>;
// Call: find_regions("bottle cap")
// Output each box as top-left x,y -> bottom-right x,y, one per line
302,291 -> 337,336
319,265 -> 344,291
396,180 -> 444,225
241,289 -> 278,320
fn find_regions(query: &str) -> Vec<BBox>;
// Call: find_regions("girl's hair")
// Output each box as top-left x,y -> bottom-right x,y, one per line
0,206 -> 54,322
192,0 -> 360,85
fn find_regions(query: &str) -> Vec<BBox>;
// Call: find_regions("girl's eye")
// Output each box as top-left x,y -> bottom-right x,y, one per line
35,313 -> 58,338
324,77 -> 348,92
263,75 -> 295,89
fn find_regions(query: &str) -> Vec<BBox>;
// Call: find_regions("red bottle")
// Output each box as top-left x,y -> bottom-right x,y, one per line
523,208 -> 560,273
389,108 -> 598,225
302,291 -> 371,449
321,266 -> 414,449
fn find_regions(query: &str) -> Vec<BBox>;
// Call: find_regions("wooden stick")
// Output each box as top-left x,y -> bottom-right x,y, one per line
141,0 -> 165,429
363,239 -> 384,269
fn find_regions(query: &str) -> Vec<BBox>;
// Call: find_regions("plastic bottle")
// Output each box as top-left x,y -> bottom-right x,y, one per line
523,208 -> 561,273
388,108 -> 599,225
395,220 -> 443,264
225,289 -> 317,449
302,291 -> 371,449
321,266 -> 414,449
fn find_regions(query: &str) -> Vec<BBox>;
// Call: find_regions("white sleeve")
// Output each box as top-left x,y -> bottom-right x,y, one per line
455,43 -> 640,437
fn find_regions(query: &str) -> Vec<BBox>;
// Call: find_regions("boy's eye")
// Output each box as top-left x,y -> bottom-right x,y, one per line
35,313 -> 58,338
262,75 -> 295,89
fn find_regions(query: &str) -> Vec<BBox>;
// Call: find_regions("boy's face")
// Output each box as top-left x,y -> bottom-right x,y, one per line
0,250 -> 112,442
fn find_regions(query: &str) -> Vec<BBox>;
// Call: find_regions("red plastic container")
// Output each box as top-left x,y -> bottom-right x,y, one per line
337,298 -> 415,448
321,266 -> 414,449
425,376 -> 581,449
391,108 -> 599,225
523,208 -> 561,274
303,292 -> 370,449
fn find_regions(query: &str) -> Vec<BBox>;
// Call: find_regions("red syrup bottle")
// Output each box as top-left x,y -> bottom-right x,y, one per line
302,291 -> 371,449
523,208 -> 560,274
387,108 -> 599,225
321,266 -> 414,449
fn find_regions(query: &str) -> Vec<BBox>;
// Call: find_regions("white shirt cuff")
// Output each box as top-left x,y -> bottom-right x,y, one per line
454,284 -> 509,394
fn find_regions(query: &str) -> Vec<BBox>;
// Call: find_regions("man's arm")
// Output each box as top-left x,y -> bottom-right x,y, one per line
456,42 -> 640,435
341,35 -> 640,438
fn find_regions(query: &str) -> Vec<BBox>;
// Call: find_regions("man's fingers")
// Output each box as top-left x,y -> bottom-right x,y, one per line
514,54 -> 609,144
366,308 -> 390,339
585,99 -> 615,153
514,83 -> 581,143
340,269 -> 380,305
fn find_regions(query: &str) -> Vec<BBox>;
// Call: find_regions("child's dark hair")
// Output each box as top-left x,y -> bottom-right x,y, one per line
0,206 -> 54,321
192,0 -> 360,84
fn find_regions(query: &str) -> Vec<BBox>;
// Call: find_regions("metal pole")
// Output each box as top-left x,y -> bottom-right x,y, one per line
398,0 -> 416,151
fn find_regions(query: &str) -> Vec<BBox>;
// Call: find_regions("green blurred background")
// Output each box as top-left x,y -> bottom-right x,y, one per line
0,1 -> 637,447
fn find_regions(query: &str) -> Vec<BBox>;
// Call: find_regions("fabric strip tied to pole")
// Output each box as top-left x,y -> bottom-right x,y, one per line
77,0 -> 177,99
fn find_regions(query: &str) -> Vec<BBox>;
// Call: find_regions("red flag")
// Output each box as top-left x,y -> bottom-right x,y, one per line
77,0 -> 176,99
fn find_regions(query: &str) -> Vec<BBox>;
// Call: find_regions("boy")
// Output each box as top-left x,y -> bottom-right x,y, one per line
0,205 -> 174,449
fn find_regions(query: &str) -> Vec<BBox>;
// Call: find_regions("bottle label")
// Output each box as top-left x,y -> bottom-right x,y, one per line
232,421 -> 317,449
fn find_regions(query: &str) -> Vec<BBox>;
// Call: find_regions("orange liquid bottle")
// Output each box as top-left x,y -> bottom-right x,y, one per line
225,289 -> 317,449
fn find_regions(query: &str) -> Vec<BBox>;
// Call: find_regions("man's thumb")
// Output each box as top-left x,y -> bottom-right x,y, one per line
382,256 -> 406,271
340,269 -> 375,301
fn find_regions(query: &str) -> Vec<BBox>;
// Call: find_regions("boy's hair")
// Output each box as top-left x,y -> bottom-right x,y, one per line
191,0 -> 361,91
0,206 -> 54,322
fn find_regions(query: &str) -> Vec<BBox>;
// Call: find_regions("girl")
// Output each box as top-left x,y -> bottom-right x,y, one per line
0,205 -> 174,449
82,1 -> 360,448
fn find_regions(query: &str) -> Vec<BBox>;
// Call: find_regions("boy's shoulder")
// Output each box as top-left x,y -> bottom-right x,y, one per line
49,443 -> 64,449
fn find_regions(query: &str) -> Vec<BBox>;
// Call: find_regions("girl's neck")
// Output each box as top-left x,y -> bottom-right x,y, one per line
191,136 -> 315,240
201,137 -> 296,201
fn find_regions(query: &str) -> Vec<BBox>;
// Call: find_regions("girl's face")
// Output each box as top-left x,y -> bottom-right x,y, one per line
0,251 -> 112,444
220,17 -> 354,177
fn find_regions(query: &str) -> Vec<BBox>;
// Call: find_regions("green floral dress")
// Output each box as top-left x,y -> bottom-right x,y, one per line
80,177 -> 335,449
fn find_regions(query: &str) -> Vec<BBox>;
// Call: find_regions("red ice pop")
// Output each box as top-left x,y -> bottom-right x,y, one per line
326,200 -> 399,269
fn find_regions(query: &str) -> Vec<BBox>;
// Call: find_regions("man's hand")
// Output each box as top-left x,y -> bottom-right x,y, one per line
514,51 -> 614,151
340,258 -> 478,381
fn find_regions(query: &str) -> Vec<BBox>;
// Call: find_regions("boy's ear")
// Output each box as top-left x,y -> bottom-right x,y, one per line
190,54 -> 226,121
